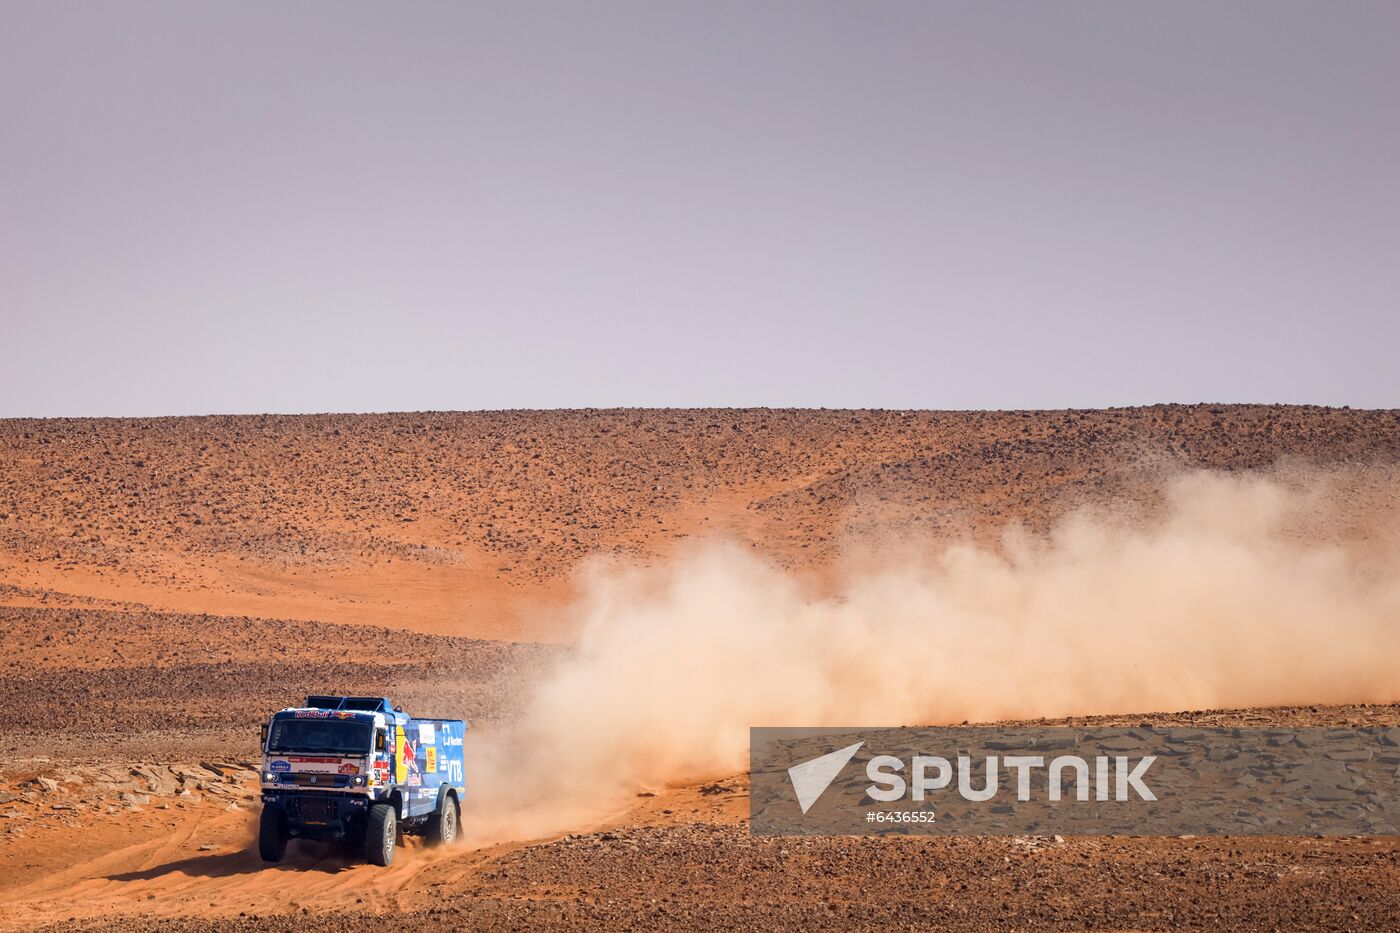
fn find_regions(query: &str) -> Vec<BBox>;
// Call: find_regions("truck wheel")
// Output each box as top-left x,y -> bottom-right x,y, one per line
429,793 -> 459,846
258,807 -> 287,863
366,803 -> 396,866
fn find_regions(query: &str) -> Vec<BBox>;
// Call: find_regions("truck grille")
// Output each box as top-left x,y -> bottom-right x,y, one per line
291,796 -> 340,824
284,772 -> 350,787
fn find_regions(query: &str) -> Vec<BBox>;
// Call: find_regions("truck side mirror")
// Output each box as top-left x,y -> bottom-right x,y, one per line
260,724 -> 269,748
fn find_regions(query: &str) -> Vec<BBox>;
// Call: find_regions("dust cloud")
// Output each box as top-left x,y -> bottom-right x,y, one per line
463,470 -> 1400,838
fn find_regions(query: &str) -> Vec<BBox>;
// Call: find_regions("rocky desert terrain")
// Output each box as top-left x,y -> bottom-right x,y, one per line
3,405 -> 1399,931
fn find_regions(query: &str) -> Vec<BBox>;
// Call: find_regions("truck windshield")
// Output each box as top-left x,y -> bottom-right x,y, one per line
266,719 -> 371,756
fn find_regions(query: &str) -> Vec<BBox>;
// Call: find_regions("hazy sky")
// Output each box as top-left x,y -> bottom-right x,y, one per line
2,1 -> 1397,416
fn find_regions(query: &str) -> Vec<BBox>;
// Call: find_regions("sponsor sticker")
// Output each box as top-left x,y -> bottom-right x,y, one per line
268,760 -> 291,772
338,763 -> 360,775
426,747 -> 437,774
418,723 -> 435,744
294,710 -> 332,718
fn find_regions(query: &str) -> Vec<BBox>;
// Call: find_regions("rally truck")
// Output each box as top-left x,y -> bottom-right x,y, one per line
257,696 -> 465,866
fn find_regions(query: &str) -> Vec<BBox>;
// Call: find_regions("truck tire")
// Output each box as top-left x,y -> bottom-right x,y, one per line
366,803 -> 396,866
258,807 -> 287,863
428,791 -> 459,846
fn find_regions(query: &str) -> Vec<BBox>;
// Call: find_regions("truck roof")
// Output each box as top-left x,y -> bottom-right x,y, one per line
271,707 -> 381,723
304,695 -> 396,713
271,696 -> 466,727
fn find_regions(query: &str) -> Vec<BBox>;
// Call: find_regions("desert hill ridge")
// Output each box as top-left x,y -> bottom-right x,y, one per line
3,405 -> 1397,639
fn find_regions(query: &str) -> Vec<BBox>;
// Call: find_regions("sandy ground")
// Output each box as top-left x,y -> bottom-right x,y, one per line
3,406 -> 1399,930
4,707 -> 1399,932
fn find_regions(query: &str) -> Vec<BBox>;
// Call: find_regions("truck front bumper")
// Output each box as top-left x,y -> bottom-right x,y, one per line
262,789 -> 373,841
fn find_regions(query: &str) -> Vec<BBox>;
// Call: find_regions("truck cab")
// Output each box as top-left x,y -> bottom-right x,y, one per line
257,695 -> 466,866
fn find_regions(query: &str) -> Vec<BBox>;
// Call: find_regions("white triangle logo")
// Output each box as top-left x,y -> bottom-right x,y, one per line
787,741 -> 864,814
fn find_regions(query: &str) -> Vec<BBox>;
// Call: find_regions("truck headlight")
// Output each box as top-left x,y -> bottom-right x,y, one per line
262,771 -> 277,783
351,775 -> 366,786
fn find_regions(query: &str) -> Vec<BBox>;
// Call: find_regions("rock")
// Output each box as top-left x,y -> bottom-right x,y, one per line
1033,734 -> 1081,750
699,783 -> 736,796
1325,749 -> 1373,763
130,765 -> 178,795
36,777 -> 59,793
199,762 -> 226,778
121,792 -> 150,808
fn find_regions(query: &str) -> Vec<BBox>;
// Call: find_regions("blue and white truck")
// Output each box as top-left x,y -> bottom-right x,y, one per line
257,696 -> 465,866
